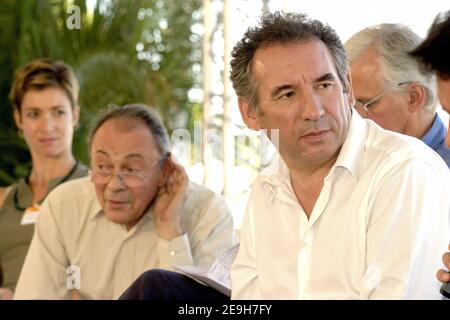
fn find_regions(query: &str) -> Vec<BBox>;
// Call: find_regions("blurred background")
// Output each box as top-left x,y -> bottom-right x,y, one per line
0,0 -> 448,227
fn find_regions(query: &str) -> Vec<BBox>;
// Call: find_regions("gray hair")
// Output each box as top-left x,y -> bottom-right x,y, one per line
345,23 -> 437,112
230,12 -> 349,113
88,104 -> 170,157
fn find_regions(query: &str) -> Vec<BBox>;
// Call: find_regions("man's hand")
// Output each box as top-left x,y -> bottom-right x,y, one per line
153,155 -> 188,241
437,244 -> 450,283
0,287 -> 13,300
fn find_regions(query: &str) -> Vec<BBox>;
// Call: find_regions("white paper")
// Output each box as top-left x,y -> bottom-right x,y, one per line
207,244 -> 240,290
173,244 -> 240,297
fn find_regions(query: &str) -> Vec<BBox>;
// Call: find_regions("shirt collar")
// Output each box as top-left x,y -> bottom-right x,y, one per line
331,111 -> 368,182
261,111 -> 367,184
256,111 -> 367,205
421,114 -> 446,150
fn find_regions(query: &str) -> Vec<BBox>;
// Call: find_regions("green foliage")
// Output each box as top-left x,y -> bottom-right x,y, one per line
0,0 -> 201,185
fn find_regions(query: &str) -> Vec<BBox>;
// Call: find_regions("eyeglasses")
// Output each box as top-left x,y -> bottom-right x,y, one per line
353,82 -> 410,116
91,157 -> 166,187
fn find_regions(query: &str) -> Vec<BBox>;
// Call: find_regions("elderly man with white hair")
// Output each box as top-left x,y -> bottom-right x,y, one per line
345,23 -> 450,167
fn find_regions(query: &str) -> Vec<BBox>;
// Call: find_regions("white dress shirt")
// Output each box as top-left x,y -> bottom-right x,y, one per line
14,177 -> 234,300
231,112 -> 450,300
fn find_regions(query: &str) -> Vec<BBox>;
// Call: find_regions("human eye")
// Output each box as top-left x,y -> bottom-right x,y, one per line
55,109 -> 67,116
316,81 -> 334,90
26,110 -> 39,119
95,163 -> 112,174
277,90 -> 295,100
119,164 -> 139,176
124,167 -> 135,173
365,100 -> 380,109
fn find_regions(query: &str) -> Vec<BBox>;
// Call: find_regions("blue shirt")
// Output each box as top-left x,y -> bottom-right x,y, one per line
422,114 -> 450,168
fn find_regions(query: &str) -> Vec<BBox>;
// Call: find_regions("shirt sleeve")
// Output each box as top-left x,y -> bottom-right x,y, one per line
230,188 -> 264,300
361,158 -> 450,299
157,192 -> 235,270
157,233 -> 193,268
14,196 -> 70,299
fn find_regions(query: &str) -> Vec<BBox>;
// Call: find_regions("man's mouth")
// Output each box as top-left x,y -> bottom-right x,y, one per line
301,129 -> 330,140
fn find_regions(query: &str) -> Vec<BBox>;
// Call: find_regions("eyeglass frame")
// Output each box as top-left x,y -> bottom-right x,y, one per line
353,82 -> 411,115
90,152 -> 169,187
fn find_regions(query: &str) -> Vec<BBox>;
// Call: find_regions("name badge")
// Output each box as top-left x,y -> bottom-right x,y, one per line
20,204 -> 41,225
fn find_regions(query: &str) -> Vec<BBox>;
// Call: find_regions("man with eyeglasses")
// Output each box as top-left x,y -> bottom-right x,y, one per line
345,23 -> 450,168
13,104 -> 235,299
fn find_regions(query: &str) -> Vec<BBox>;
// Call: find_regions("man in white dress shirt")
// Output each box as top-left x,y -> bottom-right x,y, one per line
14,104 -> 234,299
229,12 -> 450,299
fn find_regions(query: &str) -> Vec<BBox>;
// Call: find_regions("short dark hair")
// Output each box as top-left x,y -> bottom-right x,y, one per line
88,104 -> 170,157
230,12 -> 349,112
9,58 -> 79,112
410,11 -> 450,79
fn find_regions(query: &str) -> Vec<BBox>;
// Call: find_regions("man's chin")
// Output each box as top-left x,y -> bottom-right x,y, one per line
104,209 -> 131,224
103,208 -> 144,230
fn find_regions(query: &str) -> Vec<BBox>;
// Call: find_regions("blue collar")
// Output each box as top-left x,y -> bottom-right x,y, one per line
421,114 -> 450,168
421,114 -> 446,150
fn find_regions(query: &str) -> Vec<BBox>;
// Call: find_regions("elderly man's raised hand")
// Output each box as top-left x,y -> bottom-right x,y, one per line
153,155 -> 188,241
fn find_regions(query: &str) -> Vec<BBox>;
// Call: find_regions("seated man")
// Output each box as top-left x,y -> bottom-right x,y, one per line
14,104 -> 235,299
230,12 -> 449,299
345,23 -> 450,167
120,13 -> 450,300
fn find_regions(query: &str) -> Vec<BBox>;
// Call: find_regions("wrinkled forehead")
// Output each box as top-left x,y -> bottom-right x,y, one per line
251,40 -> 339,86
91,117 -> 161,162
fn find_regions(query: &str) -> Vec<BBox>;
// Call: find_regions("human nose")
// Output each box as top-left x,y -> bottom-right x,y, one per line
106,170 -> 127,190
40,112 -> 56,132
300,89 -> 325,121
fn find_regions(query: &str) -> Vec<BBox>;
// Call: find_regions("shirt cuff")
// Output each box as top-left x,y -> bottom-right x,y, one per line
157,233 -> 194,269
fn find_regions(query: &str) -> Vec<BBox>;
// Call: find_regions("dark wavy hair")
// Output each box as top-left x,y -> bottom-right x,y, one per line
410,11 -> 450,79
230,11 -> 349,112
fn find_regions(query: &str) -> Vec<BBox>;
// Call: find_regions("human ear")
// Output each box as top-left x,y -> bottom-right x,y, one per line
406,82 -> 427,113
238,97 -> 262,131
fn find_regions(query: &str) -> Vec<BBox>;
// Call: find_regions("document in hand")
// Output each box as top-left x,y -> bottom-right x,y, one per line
173,244 -> 240,297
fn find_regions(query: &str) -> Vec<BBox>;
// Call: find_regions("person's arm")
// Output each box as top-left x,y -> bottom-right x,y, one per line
154,157 -> 193,268
0,186 -> 14,300
230,188 -> 264,300
183,191 -> 234,268
361,159 -> 450,299
155,157 -> 234,270
14,195 -> 70,299
157,194 -> 234,269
